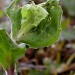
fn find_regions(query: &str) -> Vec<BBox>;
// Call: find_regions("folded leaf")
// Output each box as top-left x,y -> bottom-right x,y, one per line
18,0 -> 62,48
17,3 -> 48,40
0,29 -> 25,69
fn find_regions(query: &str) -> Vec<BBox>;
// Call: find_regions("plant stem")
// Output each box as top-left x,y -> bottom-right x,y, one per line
5,66 -> 15,75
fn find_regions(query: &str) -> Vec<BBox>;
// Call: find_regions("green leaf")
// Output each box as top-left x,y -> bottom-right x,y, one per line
6,0 -> 22,39
0,29 -> 25,69
17,3 -> 48,40
18,0 -> 62,48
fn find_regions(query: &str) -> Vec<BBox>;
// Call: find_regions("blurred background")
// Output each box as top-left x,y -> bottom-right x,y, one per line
0,0 -> 75,75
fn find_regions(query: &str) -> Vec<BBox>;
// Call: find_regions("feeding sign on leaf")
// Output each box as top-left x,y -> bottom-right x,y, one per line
17,3 -> 48,40
17,0 -> 62,48
6,0 -> 62,48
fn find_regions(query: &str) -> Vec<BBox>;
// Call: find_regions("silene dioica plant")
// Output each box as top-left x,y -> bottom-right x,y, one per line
0,0 -> 62,75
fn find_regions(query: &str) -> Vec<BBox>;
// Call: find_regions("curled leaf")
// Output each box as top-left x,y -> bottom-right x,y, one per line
18,0 -> 62,48
17,3 -> 48,40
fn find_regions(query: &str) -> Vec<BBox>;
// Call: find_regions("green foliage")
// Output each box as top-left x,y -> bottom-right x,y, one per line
6,0 -> 22,39
0,0 -> 62,70
0,29 -> 25,69
17,3 -> 48,40
18,0 -> 62,48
